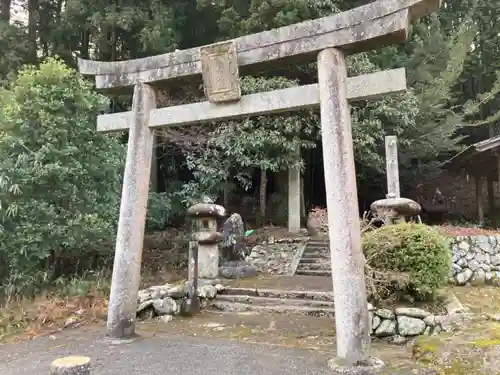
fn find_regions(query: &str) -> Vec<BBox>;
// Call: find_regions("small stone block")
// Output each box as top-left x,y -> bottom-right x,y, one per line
50,356 -> 91,375
200,40 -> 241,103
327,357 -> 385,375
180,297 -> 201,317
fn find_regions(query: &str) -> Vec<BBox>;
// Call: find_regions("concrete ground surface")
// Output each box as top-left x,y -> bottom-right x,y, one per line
0,324 -> 335,375
2,284 -> 499,374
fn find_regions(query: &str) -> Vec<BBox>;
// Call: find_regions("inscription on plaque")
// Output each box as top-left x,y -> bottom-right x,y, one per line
200,41 -> 241,103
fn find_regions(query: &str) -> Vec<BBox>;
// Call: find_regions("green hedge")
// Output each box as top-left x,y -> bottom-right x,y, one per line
363,223 -> 451,301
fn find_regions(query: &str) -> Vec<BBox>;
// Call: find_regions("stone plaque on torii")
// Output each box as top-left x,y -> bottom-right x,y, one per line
78,0 -> 440,371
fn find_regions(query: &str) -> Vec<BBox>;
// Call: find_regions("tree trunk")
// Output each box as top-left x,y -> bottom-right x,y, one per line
0,0 -> 11,22
27,0 -> 39,63
300,176 -> 305,223
110,10 -> 117,61
259,168 -> 267,226
223,179 -> 229,208
81,30 -> 90,59
99,23 -> 110,60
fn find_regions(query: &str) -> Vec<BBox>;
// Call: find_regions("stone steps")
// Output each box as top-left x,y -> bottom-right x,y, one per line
299,257 -> 328,263
215,294 -> 333,308
297,262 -> 331,271
295,269 -> 331,276
210,287 -> 334,317
219,287 -> 334,301
294,239 -> 331,276
211,301 -> 334,316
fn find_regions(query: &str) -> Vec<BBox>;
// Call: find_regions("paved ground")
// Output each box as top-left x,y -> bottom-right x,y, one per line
0,324 -> 334,375
226,275 -> 332,291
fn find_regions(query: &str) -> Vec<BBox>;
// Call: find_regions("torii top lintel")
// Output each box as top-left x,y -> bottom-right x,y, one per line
78,0 -> 440,93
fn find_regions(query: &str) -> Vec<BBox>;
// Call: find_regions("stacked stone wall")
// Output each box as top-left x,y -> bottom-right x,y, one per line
450,235 -> 500,285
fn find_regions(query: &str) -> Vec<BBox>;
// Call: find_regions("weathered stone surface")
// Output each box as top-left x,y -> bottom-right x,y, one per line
423,315 -> 437,327
138,290 -> 151,304
137,300 -> 154,313
375,309 -> 395,320
318,47 -> 371,361
149,285 -> 167,299
451,264 -> 462,275
394,307 -> 430,319
385,136 -> 400,199
152,298 -> 178,316
219,261 -> 259,279
374,319 -> 396,337
456,268 -> 473,285
50,356 -> 91,375
198,285 -> 217,299
370,197 -> 421,217
465,251 -> 476,261
458,241 -> 470,251
166,285 -> 186,298
372,315 -> 382,331
449,235 -> 500,284
199,243 -> 220,279
247,240 -> 305,275
220,213 -> 245,261
106,82 -> 156,339
327,356 -> 385,375
397,316 -> 426,336
486,271 -> 494,282
491,254 -> 500,266
215,284 -> 225,293
450,236 -> 500,285
200,40 -> 241,103
96,70 -> 407,133
187,202 -> 226,218
472,269 -> 486,285
456,257 -> 467,267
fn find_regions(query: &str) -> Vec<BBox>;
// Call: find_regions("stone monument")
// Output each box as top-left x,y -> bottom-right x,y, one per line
187,200 -> 226,278
220,213 -> 245,261
371,136 -> 422,224
78,0 -> 441,372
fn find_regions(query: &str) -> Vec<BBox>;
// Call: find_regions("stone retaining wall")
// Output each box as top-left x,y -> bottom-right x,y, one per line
451,235 -> 500,285
246,237 -> 307,275
369,305 -> 445,344
136,280 -> 223,321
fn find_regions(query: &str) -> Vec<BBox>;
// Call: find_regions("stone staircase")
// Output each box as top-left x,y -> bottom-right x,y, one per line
294,239 -> 331,277
210,287 -> 334,317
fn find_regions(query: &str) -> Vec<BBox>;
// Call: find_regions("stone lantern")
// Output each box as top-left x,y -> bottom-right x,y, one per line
187,200 -> 226,278
370,194 -> 421,224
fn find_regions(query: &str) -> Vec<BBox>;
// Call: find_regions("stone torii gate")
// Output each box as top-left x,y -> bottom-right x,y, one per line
78,0 -> 440,371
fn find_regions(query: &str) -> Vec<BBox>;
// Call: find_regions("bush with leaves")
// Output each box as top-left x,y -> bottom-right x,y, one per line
363,223 -> 451,302
146,192 -> 172,231
182,76 -> 319,210
0,58 -> 125,297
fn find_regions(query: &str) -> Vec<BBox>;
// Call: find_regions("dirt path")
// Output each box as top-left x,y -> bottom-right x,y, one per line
225,275 -> 332,291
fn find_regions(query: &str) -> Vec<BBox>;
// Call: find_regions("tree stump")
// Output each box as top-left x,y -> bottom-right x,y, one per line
50,356 -> 91,375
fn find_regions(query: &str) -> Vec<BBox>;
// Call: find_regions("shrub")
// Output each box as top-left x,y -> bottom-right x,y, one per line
362,223 -> 451,301
146,192 -> 172,231
0,58 -> 125,296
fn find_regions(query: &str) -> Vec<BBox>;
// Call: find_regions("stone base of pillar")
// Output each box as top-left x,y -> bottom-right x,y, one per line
198,244 -> 219,278
50,356 -> 92,375
327,357 -> 385,375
